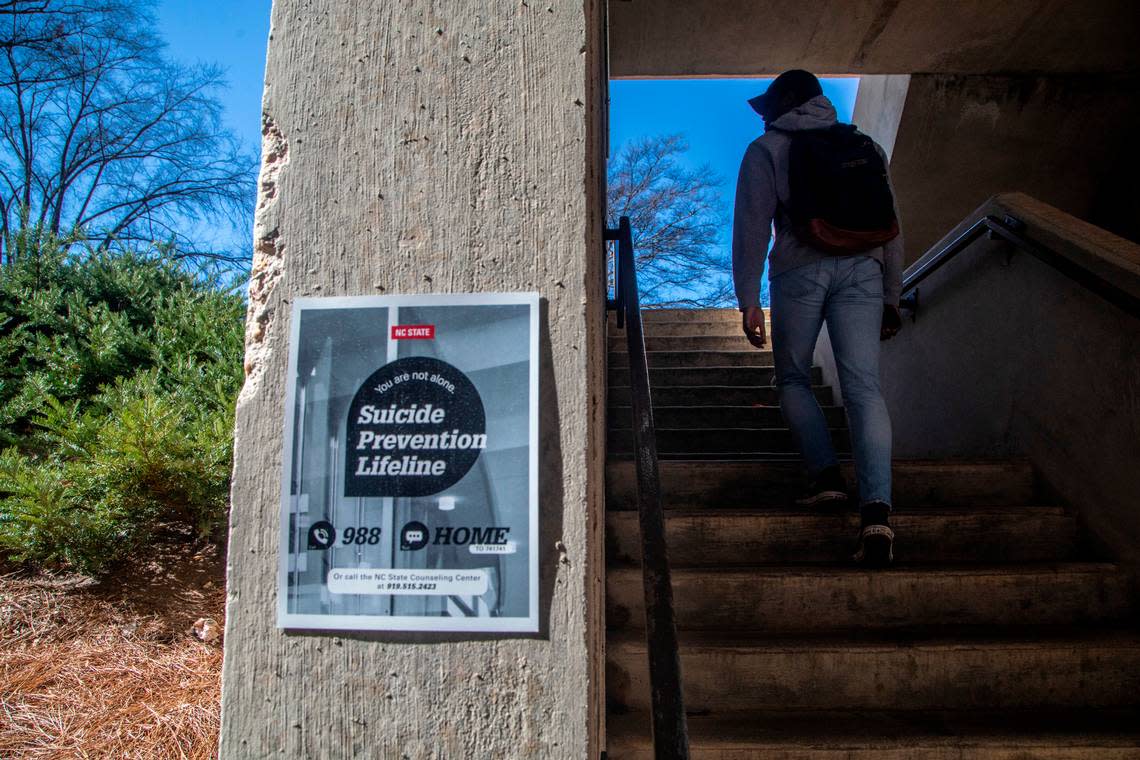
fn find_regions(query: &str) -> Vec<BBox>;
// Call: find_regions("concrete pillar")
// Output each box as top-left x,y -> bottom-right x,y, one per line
220,2 -> 607,757
880,74 -> 1140,263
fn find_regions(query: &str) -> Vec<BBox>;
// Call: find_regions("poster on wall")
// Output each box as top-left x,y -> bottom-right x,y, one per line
277,293 -> 539,632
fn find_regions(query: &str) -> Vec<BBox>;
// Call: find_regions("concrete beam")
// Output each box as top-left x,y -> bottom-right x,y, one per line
610,0 -> 1140,77
219,2 -> 607,757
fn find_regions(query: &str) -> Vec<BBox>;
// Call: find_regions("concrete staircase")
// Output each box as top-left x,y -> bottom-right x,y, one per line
605,308 -> 1140,759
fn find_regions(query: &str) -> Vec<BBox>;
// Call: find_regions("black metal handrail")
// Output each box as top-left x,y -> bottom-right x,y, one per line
900,214 -> 1140,318
605,216 -> 689,760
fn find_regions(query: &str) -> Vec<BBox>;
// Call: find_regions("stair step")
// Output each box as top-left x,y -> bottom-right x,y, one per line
608,384 -> 833,407
608,350 -> 774,368
606,460 -> 1037,509
608,405 -> 846,429
607,563 -> 1128,632
606,628 -> 1140,712
608,427 -> 850,455
610,308 -> 747,325
606,505 -> 1077,565
644,451 -> 815,461
605,710 -> 1140,760
608,366 -> 818,386
615,321 -> 763,338
609,335 -> 755,351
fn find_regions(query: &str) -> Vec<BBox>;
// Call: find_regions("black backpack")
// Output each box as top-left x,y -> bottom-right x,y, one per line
784,124 -> 899,254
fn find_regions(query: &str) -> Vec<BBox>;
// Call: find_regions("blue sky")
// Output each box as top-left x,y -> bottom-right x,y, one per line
153,1 -> 270,260
610,77 -> 859,195
156,0 -> 272,157
609,77 -> 860,304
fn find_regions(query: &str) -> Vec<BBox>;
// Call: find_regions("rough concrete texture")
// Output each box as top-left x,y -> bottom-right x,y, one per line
887,74 -> 1140,263
220,1 -> 607,757
882,193 -> 1140,564
609,0 -> 1140,77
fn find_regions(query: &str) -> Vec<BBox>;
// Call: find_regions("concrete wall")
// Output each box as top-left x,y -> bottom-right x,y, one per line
220,2 -> 607,757
881,193 -> 1140,564
609,0 -> 1140,78
886,74 -> 1140,263
851,74 -> 910,160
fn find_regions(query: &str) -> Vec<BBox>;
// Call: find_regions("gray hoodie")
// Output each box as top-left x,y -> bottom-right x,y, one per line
731,94 -> 904,309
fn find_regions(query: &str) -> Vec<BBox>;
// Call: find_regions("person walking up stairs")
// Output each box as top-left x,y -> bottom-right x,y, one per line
733,70 -> 904,566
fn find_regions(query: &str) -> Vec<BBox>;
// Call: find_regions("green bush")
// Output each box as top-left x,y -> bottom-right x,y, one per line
0,239 -> 244,575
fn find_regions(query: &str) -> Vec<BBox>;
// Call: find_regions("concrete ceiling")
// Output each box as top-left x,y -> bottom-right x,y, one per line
609,0 -> 1140,77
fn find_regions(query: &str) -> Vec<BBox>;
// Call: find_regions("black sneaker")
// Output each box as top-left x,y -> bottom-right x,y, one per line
853,501 -> 894,567
794,465 -> 848,506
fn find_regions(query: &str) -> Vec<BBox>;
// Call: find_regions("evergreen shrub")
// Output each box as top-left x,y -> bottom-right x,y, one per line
0,240 -> 244,574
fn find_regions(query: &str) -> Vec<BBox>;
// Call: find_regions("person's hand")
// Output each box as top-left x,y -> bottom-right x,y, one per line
881,304 -> 902,341
742,306 -> 767,348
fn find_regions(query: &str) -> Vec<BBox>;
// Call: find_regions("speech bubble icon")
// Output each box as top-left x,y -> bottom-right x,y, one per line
399,521 -> 429,551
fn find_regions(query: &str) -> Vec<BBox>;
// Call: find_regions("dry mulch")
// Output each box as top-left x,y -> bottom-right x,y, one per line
0,534 -> 226,759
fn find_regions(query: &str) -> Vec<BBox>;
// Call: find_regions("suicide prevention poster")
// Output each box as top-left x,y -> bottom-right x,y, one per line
277,293 -> 539,632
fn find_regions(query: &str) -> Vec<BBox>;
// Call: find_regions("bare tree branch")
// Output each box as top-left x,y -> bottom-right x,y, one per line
607,134 -> 731,308
0,0 -> 256,272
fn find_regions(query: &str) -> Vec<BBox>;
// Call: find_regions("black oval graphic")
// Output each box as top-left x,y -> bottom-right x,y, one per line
344,357 -> 486,497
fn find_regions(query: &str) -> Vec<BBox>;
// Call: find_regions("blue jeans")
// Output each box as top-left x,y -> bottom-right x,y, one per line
770,256 -> 892,507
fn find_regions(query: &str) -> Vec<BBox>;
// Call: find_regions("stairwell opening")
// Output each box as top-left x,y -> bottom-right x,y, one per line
600,71 -> 1140,760
599,4 -> 1140,756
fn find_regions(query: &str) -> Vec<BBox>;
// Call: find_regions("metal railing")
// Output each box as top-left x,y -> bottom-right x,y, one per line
605,216 -> 689,760
900,213 -> 1140,318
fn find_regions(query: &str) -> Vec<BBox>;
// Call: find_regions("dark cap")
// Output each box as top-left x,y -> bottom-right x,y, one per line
748,70 -> 823,119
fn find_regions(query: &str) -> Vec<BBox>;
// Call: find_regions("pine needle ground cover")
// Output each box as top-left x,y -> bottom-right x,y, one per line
0,536 -> 226,759
0,247 -> 244,756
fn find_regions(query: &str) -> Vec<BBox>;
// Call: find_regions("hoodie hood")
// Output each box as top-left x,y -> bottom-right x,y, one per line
767,94 -> 838,132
